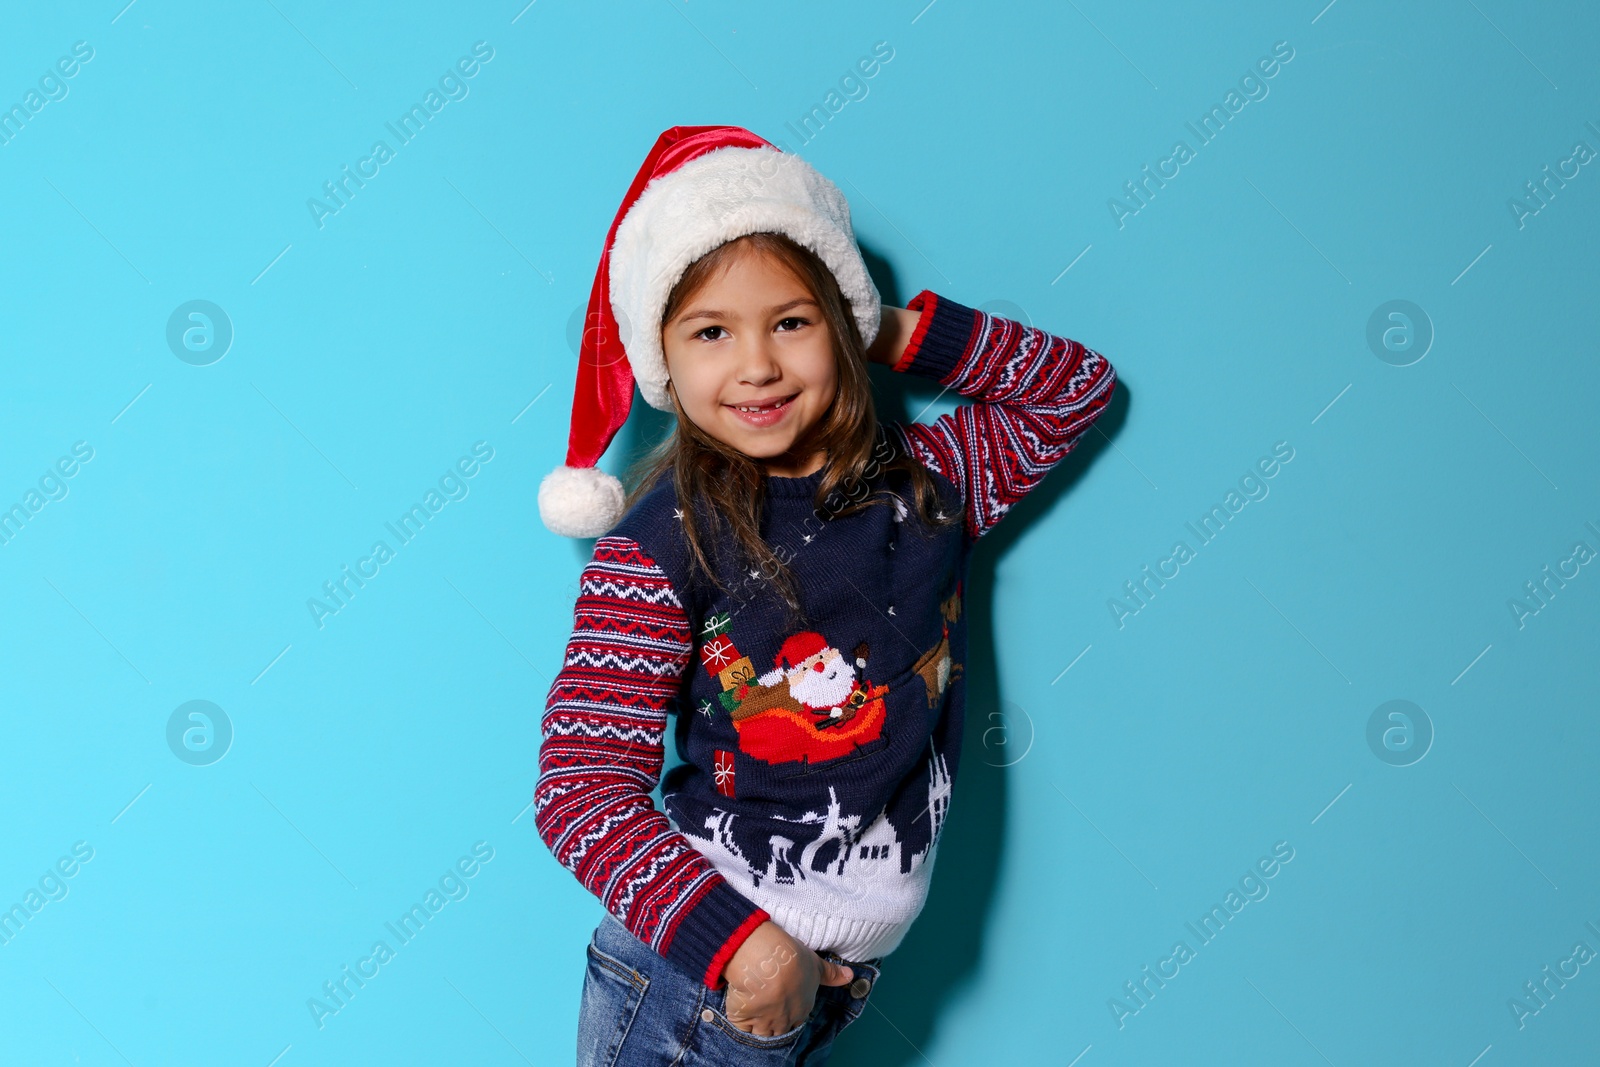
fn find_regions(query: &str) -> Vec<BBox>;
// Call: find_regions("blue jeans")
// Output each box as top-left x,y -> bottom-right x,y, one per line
576,911 -> 883,1066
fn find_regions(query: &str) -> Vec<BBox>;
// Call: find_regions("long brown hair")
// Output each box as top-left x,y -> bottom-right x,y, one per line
620,231 -> 959,624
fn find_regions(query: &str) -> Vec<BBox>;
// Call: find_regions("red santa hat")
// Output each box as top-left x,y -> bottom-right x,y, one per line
537,125 -> 883,538
775,631 -> 830,673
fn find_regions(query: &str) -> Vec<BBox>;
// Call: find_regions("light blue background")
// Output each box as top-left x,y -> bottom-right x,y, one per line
2,1 -> 1597,1064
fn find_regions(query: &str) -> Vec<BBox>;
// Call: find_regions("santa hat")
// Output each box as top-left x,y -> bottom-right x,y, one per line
537,125 -> 883,538
775,631 -> 830,673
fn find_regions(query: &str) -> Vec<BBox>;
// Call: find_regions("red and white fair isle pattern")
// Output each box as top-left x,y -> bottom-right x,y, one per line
533,537 -> 769,987
889,291 -> 1118,541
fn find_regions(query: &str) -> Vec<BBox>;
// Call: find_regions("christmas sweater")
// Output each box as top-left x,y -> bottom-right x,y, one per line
534,290 -> 1117,990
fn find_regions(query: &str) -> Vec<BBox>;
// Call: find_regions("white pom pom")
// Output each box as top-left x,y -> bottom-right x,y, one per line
538,465 -> 626,538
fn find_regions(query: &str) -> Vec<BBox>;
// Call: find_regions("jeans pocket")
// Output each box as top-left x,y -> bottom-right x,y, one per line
577,941 -> 650,1067
819,954 -> 882,1033
699,984 -> 811,1056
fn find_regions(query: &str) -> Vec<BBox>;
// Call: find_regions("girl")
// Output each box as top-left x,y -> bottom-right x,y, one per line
534,126 -> 1116,1066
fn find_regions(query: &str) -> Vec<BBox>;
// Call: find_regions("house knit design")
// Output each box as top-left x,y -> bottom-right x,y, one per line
535,289 -> 1117,990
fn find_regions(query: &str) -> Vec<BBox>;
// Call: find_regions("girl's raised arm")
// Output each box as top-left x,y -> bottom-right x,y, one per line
533,536 -> 770,990
883,291 -> 1117,540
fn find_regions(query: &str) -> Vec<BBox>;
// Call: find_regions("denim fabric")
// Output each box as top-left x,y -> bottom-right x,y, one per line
576,911 -> 882,1066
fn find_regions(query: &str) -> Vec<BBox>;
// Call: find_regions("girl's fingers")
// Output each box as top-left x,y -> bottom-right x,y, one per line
817,956 -> 854,986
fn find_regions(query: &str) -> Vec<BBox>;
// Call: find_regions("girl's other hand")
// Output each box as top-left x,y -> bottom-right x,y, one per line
721,921 -> 853,1036
864,304 -> 922,367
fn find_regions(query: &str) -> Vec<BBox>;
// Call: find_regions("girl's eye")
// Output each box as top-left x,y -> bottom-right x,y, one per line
695,325 -> 728,342
776,316 -> 811,332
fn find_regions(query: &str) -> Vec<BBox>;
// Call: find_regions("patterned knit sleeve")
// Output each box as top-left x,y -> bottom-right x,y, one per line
884,290 -> 1117,540
533,535 -> 771,990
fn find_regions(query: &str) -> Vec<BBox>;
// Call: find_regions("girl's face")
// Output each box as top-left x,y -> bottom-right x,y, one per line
661,244 -> 837,478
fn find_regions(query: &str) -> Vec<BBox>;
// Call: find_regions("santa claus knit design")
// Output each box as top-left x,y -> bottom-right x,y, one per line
534,290 -> 1117,989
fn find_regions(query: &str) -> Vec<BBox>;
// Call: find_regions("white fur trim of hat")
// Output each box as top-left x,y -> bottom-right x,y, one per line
611,145 -> 882,412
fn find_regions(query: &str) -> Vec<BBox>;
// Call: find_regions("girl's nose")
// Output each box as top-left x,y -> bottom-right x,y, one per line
736,338 -> 782,385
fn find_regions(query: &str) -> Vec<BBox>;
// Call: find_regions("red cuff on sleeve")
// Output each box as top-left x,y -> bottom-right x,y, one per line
892,290 -> 940,374
704,908 -> 772,989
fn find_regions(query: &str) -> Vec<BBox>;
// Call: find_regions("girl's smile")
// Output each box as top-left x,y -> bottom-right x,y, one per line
661,242 -> 838,478
725,392 -> 798,427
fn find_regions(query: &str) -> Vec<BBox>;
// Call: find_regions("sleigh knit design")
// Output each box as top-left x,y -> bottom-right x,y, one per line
535,290 -> 1117,989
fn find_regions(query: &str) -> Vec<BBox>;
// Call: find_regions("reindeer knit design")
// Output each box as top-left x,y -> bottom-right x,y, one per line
535,290 -> 1117,990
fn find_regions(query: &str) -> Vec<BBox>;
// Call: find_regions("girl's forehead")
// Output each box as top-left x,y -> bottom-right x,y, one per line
674,250 -> 813,313
704,247 -> 806,294
702,242 -> 791,281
